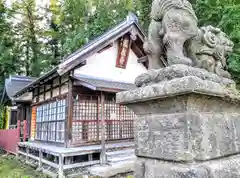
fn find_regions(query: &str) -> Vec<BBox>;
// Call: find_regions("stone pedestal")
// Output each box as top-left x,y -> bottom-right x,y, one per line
116,65 -> 240,178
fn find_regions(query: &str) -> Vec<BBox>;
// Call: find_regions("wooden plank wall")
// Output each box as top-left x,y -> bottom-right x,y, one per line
32,74 -> 69,105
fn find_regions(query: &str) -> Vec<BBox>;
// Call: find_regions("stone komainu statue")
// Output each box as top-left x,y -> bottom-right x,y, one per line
144,0 -> 234,79
144,0 -> 198,69
186,25 -> 234,78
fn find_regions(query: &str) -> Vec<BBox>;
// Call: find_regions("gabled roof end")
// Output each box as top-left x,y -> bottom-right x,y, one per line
127,12 -> 139,23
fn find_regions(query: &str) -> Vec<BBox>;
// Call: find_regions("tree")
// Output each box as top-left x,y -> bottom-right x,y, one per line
0,0 -> 151,81
57,0 -> 151,56
10,0 -> 56,77
0,1 -> 18,88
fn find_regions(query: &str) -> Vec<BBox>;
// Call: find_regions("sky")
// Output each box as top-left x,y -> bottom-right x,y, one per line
5,0 -> 49,8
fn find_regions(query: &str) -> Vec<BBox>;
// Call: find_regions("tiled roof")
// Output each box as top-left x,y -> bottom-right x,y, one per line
73,75 -> 135,92
57,12 -> 145,75
5,75 -> 36,100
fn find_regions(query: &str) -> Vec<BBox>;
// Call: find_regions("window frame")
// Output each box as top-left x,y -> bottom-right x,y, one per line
35,98 -> 67,143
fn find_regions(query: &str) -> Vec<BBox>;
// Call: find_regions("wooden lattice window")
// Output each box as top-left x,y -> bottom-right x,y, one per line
35,98 -> 66,143
72,95 -> 98,145
105,94 -> 135,141
71,94 -> 135,145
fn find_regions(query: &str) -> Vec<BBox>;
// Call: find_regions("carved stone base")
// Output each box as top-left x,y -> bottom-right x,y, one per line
116,65 -> 240,178
135,155 -> 240,178
134,64 -> 234,87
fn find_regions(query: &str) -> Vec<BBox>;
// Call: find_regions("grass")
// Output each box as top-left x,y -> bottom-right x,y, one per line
0,154 -> 47,178
0,151 -> 133,178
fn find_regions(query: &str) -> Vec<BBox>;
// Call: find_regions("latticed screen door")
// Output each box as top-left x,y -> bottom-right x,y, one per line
72,94 -> 135,146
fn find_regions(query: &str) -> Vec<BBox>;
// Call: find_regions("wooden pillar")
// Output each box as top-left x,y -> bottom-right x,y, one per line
26,146 -> 29,161
50,81 -> 53,98
23,120 -> 27,142
65,157 -> 71,165
38,150 -> 43,171
97,96 -> 100,141
43,84 -> 46,100
119,105 -> 123,139
20,105 -> 24,122
58,154 -> 64,178
59,76 -> 62,94
36,87 -> 40,103
100,92 -> 106,165
65,75 -> 73,148
16,120 -> 21,158
17,120 -> 21,141
26,106 -> 31,140
88,154 -> 93,161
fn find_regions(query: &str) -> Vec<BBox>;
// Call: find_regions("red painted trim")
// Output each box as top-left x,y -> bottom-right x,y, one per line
0,120 -> 21,154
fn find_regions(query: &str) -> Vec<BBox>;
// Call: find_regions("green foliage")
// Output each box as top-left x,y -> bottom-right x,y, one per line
58,0 -> 150,56
0,106 -> 4,129
0,1 -> 18,92
10,0 -> 52,77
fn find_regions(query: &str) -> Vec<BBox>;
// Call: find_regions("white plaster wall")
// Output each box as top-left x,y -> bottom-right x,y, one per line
45,91 -> 51,100
33,96 -> 37,103
61,83 -> 69,94
39,94 -> 44,102
52,88 -> 59,97
74,42 -> 147,84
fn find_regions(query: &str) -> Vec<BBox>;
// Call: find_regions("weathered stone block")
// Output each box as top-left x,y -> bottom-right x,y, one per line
116,76 -> 239,105
203,155 -> 240,178
117,65 -> 240,177
134,158 -> 145,178
144,160 -> 208,178
135,113 -> 189,161
136,154 -> 240,178
134,111 -> 240,162
134,64 -> 234,87
117,75 -> 240,162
